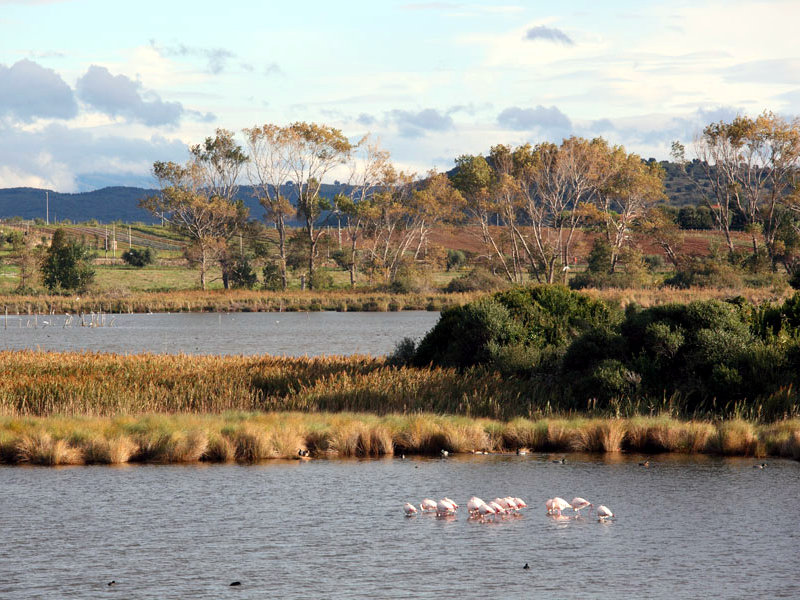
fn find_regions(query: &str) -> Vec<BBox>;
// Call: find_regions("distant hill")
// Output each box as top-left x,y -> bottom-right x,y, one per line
0,163 -> 710,224
0,184 -> 349,225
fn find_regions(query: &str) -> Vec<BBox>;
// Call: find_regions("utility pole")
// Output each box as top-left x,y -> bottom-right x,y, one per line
112,224 -> 116,259
45,191 -> 49,225
128,225 -> 132,249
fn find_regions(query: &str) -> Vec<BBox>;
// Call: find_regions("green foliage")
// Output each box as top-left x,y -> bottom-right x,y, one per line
262,262 -> 283,291
413,284 -> 619,371
310,270 -> 334,290
387,337 -> 418,367
40,229 -> 95,293
445,267 -> 507,293
445,249 -> 467,271
229,257 -> 258,289
121,247 -> 154,267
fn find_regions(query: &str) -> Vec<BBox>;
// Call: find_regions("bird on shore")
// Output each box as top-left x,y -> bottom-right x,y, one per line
516,448 -> 528,455
552,457 -> 566,464
441,449 -> 449,458
297,448 -> 310,458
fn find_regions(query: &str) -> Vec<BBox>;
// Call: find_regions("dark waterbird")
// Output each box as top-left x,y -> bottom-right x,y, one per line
107,581 -> 115,587
754,463 -> 767,469
230,581 -> 241,586
639,460 -> 650,467
552,457 -> 566,464
523,563 -> 530,570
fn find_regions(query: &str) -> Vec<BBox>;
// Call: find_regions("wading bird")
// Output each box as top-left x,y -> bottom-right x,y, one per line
570,497 -> 592,515
404,502 -> 418,516
596,505 -> 614,521
420,498 -> 437,512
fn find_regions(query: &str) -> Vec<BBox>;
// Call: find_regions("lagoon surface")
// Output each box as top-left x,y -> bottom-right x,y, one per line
0,311 -> 439,357
1,454 -> 798,599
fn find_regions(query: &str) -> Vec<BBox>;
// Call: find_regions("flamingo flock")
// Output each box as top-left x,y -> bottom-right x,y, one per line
545,496 -> 614,521
403,495 -> 527,520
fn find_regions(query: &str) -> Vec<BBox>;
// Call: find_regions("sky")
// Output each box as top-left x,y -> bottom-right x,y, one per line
1,0 -> 800,192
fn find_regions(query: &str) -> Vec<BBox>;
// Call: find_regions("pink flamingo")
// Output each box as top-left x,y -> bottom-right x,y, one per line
596,505 -> 614,521
403,502 -> 418,516
467,496 -> 486,515
547,497 -> 571,515
477,503 -> 497,518
420,498 -> 437,512
488,500 -> 506,515
513,497 -> 527,509
570,497 -> 593,516
436,499 -> 457,517
443,497 -> 459,510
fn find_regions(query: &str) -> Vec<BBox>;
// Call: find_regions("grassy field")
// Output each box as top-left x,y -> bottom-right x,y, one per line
1,412 -> 797,464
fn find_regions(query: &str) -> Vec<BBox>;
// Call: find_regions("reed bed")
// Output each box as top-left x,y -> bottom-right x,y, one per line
0,285 -> 789,316
1,413 -> 798,465
0,289 -> 475,315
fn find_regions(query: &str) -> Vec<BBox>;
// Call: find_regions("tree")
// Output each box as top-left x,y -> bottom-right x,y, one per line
6,230 -> 41,291
451,154 -> 515,280
596,152 -> 665,272
142,130 -> 249,289
688,112 -> 800,262
334,136 -> 391,287
514,137 -> 608,284
41,229 -> 95,292
244,124 -> 295,290
282,122 -> 354,288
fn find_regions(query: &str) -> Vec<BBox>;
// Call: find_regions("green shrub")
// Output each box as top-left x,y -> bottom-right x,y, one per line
262,262 -> 283,291
446,249 -> 467,271
230,257 -> 258,290
121,247 -> 154,267
445,267 -> 507,293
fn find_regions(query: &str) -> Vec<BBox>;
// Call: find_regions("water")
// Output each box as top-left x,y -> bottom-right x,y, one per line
1,454 -> 797,599
0,311 -> 439,356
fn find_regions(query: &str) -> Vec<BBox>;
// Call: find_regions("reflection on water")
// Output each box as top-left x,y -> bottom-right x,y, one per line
0,311 -> 440,356
0,454 -> 798,599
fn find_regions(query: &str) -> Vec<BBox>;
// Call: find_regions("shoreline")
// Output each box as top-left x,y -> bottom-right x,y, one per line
1,413 -> 798,466
0,285 -> 791,315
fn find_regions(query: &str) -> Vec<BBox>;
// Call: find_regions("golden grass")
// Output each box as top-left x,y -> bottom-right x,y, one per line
0,413 -> 798,465
0,288 -> 473,315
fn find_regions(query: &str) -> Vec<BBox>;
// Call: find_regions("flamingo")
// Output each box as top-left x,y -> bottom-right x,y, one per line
443,497 -> 459,509
467,496 -> 486,514
477,503 -> 497,518
547,497 -> 571,515
513,497 -> 527,509
570,497 -> 592,516
403,502 -> 418,516
596,505 -> 614,521
420,498 -> 437,512
488,500 -> 506,515
436,499 -> 456,516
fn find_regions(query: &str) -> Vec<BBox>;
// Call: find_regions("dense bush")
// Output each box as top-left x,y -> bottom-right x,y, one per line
445,267 -> 507,293
121,247 -> 154,267
412,285 -> 619,370
229,257 -> 258,289
414,284 -> 800,418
